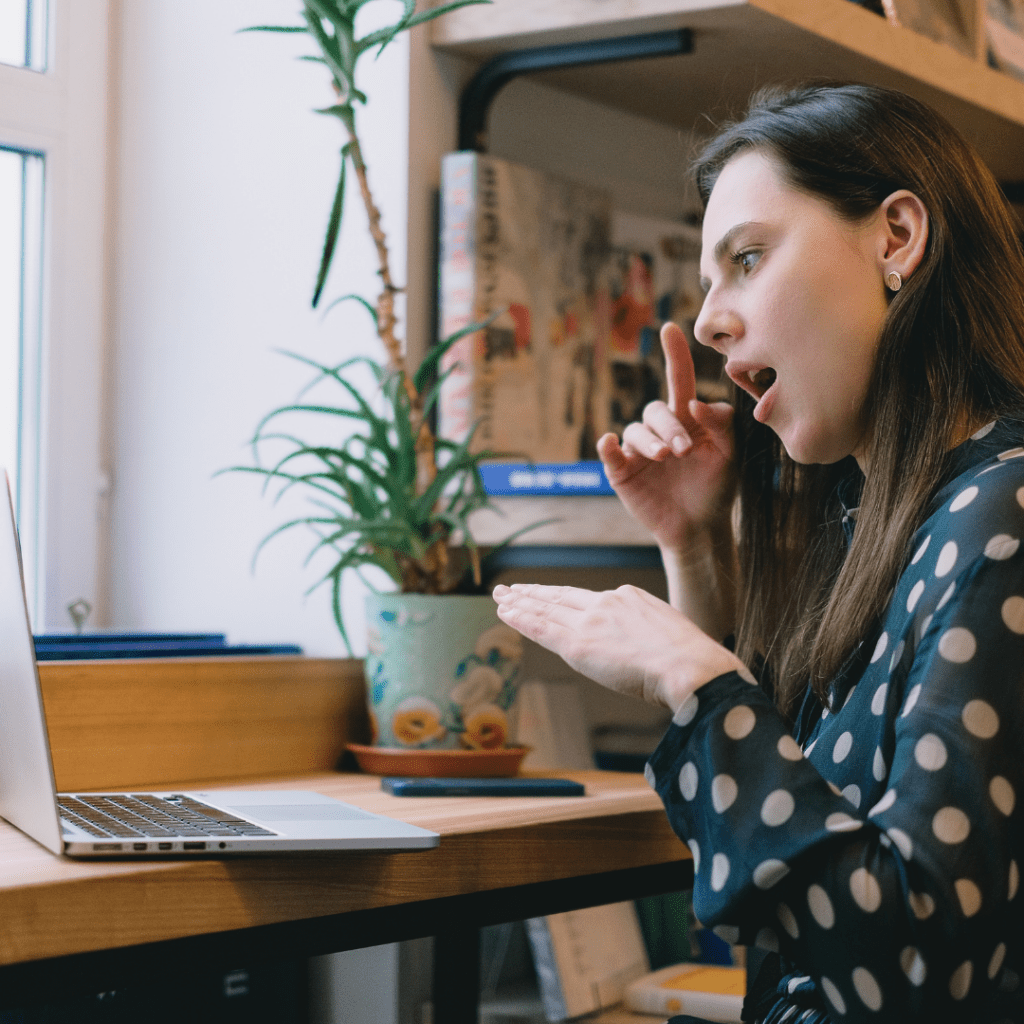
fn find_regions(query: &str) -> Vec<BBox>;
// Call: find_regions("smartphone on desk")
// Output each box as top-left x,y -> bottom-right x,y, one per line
381,777 -> 585,797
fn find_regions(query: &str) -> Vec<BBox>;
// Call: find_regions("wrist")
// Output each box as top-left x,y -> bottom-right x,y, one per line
656,650 -> 756,715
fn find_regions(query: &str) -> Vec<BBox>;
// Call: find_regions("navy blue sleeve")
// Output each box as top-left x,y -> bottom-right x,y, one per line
647,464 -> 1024,1023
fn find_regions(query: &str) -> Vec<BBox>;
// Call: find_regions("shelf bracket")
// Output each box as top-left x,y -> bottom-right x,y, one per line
458,29 -> 694,152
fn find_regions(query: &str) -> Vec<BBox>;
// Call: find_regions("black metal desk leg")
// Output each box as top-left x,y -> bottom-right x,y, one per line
432,923 -> 480,1024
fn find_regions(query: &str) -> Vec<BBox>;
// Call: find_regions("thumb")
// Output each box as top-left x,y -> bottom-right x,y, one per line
689,400 -> 735,458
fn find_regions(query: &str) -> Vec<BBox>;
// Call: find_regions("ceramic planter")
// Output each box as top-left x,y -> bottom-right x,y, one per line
363,593 -> 524,750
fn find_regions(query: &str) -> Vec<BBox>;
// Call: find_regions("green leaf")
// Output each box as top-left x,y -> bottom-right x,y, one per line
413,308 -> 502,394
238,25 -> 308,33
320,292 -> 378,327
313,145 -> 349,308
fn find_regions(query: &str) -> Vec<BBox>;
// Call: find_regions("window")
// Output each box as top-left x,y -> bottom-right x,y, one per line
0,0 -> 111,627
0,0 -> 48,70
0,146 -> 45,600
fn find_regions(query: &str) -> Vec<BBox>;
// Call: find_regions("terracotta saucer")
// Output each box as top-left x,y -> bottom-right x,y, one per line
346,742 -> 529,778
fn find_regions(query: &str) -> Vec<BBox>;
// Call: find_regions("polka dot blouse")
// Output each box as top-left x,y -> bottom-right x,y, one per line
646,419 -> 1024,1023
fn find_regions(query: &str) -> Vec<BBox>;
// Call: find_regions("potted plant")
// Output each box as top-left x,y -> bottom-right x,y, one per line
229,0 -> 541,758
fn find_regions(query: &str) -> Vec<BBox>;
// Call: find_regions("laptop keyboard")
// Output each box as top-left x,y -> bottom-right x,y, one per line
58,794 -> 277,839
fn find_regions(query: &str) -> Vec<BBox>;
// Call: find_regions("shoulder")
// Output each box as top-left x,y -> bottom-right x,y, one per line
914,443 -> 1024,574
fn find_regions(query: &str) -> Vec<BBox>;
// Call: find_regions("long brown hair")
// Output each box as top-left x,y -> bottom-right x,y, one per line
693,82 -> 1024,714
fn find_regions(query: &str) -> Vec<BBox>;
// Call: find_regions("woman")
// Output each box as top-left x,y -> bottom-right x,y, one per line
493,82 -> 1024,1023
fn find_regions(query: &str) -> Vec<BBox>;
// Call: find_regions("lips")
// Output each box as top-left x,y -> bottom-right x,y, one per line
727,363 -> 777,401
727,362 -> 778,423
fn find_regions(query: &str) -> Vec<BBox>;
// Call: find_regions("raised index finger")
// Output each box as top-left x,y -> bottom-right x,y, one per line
661,321 -> 698,416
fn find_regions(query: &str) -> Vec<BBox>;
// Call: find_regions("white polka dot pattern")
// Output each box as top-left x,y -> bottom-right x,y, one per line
710,852 -> 730,891
678,762 -> 698,800
908,891 -> 935,919
950,486 -> 979,512
832,731 -> 853,763
673,693 -> 699,726
711,774 -> 738,813
777,735 -> 803,761
914,733 -> 947,771
911,535 -> 930,563
955,878 -> 982,917
900,946 -> 927,986
902,684 -> 922,717
985,534 -> 1020,560
950,960 -> 973,1001
850,868 -> 882,912
753,859 -> 789,890
1003,595 -> 1024,633
989,943 -> 1007,980
935,540 -> 958,577
963,699 -> 999,738
646,428 -> 1024,1023
933,806 -> 971,844
852,966 -> 882,1011
991,776 -> 1015,815
807,884 -> 834,928
887,827 -> 913,860
938,627 -> 976,663
777,902 -> 799,939
870,632 -> 888,663
820,977 -> 846,1015
761,789 -> 795,826
723,704 -> 756,739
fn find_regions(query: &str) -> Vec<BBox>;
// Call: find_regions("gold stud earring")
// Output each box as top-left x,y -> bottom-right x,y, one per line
886,271 -> 903,292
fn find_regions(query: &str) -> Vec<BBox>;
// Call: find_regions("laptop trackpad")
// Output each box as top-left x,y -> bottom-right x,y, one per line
228,803 -> 376,822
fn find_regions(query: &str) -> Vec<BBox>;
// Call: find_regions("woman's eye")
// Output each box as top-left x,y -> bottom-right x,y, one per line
732,249 -> 761,272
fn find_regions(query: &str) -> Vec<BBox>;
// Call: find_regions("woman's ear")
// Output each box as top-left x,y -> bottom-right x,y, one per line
878,190 -> 929,284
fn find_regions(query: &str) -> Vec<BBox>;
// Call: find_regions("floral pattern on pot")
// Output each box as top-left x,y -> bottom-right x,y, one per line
364,594 -> 523,750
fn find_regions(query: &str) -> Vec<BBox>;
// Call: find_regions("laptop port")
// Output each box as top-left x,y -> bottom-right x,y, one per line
133,843 -> 147,851
158,842 -> 172,850
183,842 -> 206,850
92,843 -> 123,852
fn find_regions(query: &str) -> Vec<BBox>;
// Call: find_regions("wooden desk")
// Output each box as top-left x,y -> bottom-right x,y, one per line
0,658 -> 692,1021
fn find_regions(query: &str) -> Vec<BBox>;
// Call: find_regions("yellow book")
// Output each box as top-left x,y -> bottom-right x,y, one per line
623,962 -> 745,1022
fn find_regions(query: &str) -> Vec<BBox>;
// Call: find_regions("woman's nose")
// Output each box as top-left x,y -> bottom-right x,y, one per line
693,290 -> 741,353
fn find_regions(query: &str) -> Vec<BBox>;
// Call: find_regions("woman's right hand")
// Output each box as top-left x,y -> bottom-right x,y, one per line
597,322 -> 736,553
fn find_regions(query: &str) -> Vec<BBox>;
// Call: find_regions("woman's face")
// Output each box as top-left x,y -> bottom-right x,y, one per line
694,149 -> 890,470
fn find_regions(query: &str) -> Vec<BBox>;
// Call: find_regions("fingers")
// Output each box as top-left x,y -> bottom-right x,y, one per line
493,583 -> 591,611
661,322 -> 697,415
688,399 -> 735,459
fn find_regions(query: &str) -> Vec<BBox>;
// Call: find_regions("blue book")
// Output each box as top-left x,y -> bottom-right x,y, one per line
479,461 -> 614,496
33,633 -> 302,660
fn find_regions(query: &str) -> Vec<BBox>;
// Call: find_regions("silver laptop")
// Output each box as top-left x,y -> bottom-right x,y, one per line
0,473 -> 439,857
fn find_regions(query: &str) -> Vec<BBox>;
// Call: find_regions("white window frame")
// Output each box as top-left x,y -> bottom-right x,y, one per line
0,0 -> 111,630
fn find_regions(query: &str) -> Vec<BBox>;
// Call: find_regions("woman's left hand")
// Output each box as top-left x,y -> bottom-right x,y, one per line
492,583 -> 755,714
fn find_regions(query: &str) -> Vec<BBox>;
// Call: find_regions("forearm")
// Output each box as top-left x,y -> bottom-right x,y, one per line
660,522 -> 737,642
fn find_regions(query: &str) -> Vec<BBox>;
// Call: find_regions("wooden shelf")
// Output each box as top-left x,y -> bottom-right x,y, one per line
432,0 -> 1024,183
468,496 -> 656,548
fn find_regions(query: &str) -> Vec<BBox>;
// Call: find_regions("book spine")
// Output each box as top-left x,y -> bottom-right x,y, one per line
438,151 -> 482,449
478,461 -> 613,496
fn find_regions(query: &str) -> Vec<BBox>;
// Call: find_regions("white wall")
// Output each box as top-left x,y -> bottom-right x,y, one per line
105,0 -> 409,654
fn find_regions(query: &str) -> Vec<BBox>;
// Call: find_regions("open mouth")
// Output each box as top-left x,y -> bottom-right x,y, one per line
748,367 -> 777,399
729,365 -> 777,401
